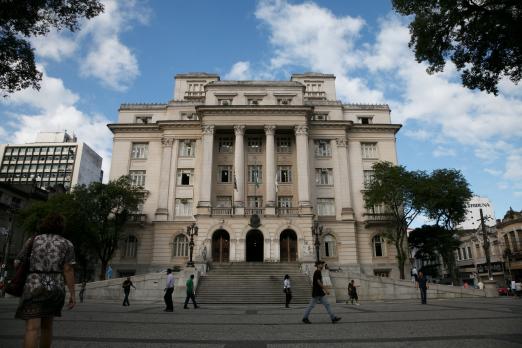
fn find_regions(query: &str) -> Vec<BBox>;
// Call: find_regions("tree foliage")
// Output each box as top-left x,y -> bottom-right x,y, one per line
392,0 -> 522,95
0,0 -> 104,96
18,176 -> 144,280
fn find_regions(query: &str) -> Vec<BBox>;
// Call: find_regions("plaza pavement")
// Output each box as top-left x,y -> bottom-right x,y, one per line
0,296 -> 521,347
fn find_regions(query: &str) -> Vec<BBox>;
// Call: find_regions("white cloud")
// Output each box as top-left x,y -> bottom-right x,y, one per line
225,61 -> 252,80
484,168 -> 502,176
497,182 -> 509,190
403,129 -> 431,141
31,30 -> 78,61
0,69 -> 112,182
503,152 -> 522,180
514,192 -> 522,198
433,146 -> 456,158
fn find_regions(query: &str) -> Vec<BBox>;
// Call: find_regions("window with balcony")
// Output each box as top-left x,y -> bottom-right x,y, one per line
218,165 -> 232,183
131,143 -> 148,159
248,196 -> 263,208
173,234 -> 189,257
129,170 -> 146,187
361,142 -> 378,159
363,170 -> 375,188
277,166 -> 292,183
247,137 -> 262,153
175,198 -> 193,216
276,136 -> 291,153
278,196 -> 292,208
314,140 -> 332,157
323,234 -> 336,257
317,198 -> 335,216
216,196 -> 232,207
179,140 -> 195,157
177,169 -> 194,186
218,137 -> 233,153
315,168 -> 333,185
122,235 -> 138,258
248,165 -> 262,185
373,235 -> 385,257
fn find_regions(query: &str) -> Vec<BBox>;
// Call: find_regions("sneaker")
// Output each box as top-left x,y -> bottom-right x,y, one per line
355,303 -> 360,306
331,317 -> 341,323
302,318 -> 312,324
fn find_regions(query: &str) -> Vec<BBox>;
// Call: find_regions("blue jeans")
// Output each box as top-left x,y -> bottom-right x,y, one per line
303,296 -> 336,320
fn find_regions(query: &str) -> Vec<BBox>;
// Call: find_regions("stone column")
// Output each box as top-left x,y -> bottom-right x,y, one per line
233,125 -> 245,214
155,137 -> 174,220
167,139 -> 180,218
264,125 -> 276,215
197,125 -> 214,214
295,125 -> 312,211
333,137 -> 354,220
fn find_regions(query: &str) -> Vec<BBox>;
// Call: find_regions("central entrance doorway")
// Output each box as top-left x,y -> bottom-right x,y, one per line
246,229 -> 264,262
280,229 -> 297,262
212,229 -> 230,263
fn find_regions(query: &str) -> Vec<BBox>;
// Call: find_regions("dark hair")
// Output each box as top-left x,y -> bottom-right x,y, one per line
190,274 -> 194,279
38,212 -> 65,235
167,268 -> 172,274
284,274 -> 290,280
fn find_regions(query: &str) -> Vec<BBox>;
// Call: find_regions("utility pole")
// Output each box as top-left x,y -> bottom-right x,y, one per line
480,208 -> 493,280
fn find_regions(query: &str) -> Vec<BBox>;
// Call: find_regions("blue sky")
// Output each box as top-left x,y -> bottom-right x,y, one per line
1,0 -> 521,221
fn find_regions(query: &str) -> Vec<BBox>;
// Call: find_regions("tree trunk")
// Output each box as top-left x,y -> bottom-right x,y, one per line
99,261 -> 107,281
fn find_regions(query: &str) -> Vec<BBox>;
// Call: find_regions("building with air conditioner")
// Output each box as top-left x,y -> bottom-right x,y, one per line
108,72 -> 402,278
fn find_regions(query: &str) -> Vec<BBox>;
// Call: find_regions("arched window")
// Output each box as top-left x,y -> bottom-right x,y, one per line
323,234 -> 336,257
372,235 -> 385,257
122,235 -> 138,258
173,234 -> 189,257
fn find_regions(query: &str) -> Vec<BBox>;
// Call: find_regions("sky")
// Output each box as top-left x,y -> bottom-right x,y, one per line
0,0 -> 521,222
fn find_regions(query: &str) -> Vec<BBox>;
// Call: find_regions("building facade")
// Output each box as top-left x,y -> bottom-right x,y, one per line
108,73 -> 401,278
0,132 -> 103,191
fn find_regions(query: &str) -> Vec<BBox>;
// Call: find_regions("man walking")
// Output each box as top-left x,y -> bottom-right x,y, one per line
184,274 -> 199,309
416,270 -> 429,304
122,277 -> 136,306
164,269 -> 175,312
302,261 -> 341,324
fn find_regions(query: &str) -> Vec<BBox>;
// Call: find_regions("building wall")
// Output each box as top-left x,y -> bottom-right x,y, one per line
108,72 -> 402,278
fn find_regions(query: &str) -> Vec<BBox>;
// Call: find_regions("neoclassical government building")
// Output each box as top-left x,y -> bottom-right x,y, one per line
108,73 -> 401,277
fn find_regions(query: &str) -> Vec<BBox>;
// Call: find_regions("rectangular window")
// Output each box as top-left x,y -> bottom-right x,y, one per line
216,196 -> 232,207
175,198 -> 193,216
177,169 -> 194,186
248,196 -> 263,208
363,170 -> 375,188
248,165 -> 262,184
462,247 -> 467,260
135,115 -> 152,124
457,248 -> 462,260
277,166 -> 292,183
277,98 -> 291,105
218,137 -> 233,153
276,136 -> 291,153
277,196 -> 292,208
129,170 -> 146,187
131,143 -> 148,159
315,168 -> 333,185
361,142 -> 378,159
317,198 -> 335,216
248,99 -> 261,106
179,140 -> 195,157
358,116 -> 373,124
313,113 -> 328,121
247,137 -> 262,153
218,99 -> 232,106
218,165 -> 232,183
467,246 -> 472,259
314,140 -> 332,157
180,112 -> 198,120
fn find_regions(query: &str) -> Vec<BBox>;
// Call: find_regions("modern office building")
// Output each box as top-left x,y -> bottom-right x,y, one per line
0,132 -> 103,191
108,72 -> 401,278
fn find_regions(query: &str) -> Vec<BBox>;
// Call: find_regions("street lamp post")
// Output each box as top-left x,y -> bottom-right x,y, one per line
312,220 -> 323,264
186,223 -> 198,267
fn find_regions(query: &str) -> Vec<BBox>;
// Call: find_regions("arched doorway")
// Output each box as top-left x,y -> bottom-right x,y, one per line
212,229 -> 230,263
246,230 -> 264,262
280,229 -> 297,262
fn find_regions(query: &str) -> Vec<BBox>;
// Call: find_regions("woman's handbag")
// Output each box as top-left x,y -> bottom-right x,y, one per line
5,237 -> 34,297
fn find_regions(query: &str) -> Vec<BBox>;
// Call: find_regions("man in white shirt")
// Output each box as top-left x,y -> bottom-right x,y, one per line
164,269 -> 175,312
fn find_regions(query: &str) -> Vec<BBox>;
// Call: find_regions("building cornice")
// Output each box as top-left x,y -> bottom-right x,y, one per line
196,105 -> 314,117
107,121 -> 202,134
309,120 -> 353,129
349,124 -> 401,134
342,103 -> 390,111
119,103 -> 168,111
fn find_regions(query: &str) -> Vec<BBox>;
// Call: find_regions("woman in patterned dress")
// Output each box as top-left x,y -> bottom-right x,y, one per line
14,212 -> 76,348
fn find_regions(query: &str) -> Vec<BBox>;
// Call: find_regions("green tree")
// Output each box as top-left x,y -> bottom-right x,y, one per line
364,162 -> 429,279
0,0 -> 104,96
392,0 -> 522,95
409,225 -> 462,282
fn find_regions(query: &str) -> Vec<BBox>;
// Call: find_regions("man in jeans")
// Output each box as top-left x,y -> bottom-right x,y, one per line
302,261 -> 341,324
416,270 -> 429,304
164,269 -> 175,312
184,274 -> 199,309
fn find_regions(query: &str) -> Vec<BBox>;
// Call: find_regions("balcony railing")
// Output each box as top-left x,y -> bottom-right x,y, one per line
245,208 -> 264,216
210,207 -> 234,216
128,214 -> 146,224
304,91 -> 327,99
364,213 -> 394,225
184,91 -> 205,99
277,207 -> 300,216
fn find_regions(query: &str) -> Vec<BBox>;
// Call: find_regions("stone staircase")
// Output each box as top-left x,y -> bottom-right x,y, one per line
196,263 -> 312,304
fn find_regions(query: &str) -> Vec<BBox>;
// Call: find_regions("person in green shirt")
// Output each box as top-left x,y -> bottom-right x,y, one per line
184,274 -> 199,309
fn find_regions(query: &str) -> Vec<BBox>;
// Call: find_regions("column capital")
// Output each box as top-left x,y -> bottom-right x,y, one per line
264,125 -> 276,135
234,125 -> 246,136
161,137 -> 175,147
202,124 -> 215,135
294,125 -> 308,136
335,137 -> 348,147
